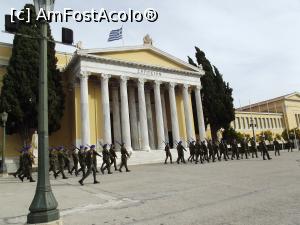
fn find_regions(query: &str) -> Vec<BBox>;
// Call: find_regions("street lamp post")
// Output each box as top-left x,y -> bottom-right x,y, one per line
249,118 -> 257,143
1,111 -> 8,175
27,0 -> 60,224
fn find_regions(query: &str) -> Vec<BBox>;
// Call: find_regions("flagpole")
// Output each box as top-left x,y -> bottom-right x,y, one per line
121,24 -> 124,46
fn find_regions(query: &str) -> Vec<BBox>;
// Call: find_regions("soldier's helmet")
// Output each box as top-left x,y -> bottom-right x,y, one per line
90,145 -> 96,149
103,144 -> 108,149
80,145 -> 84,149
84,146 -> 89,150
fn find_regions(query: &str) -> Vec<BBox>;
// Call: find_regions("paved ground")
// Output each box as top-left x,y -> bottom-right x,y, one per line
0,151 -> 300,225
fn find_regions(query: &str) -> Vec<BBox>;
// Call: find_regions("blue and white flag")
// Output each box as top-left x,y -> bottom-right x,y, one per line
107,27 -> 123,42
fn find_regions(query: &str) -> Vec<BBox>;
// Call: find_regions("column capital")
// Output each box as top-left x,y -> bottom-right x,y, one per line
183,84 -> 190,90
154,80 -> 162,86
79,71 -> 91,79
169,82 -> 177,89
120,76 -> 129,83
138,78 -> 146,85
195,85 -> 202,91
101,74 -> 111,80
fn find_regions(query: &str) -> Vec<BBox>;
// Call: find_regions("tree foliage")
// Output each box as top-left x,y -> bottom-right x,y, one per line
189,47 -> 235,141
282,129 -> 300,140
0,4 -> 65,143
222,127 -> 243,142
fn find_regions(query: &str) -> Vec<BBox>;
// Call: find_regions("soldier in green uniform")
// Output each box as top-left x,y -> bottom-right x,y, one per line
231,139 -> 240,160
287,139 -> 293,152
109,144 -> 118,171
188,141 -> 195,162
77,145 -> 86,176
49,147 -> 57,179
194,139 -> 202,164
70,146 -> 79,176
208,140 -> 216,162
201,141 -> 209,163
273,138 -> 281,156
63,147 -> 72,175
176,141 -> 187,164
164,142 -> 172,164
119,143 -> 131,172
19,147 -> 35,182
240,138 -> 249,159
79,145 -> 100,185
101,144 -> 112,174
13,147 -> 25,178
54,146 -> 68,179
92,145 -> 100,173
259,138 -> 272,160
219,140 -> 228,161
213,141 -> 221,161
250,138 -> 258,158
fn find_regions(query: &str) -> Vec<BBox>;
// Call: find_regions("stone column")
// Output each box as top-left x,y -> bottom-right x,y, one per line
128,87 -> 139,150
195,85 -> 206,141
183,84 -> 195,142
161,90 -> 169,143
154,81 -> 165,150
145,89 -> 155,149
111,86 -> 122,149
138,78 -> 151,151
80,72 -> 90,146
168,83 -> 180,145
120,76 -> 132,152
101,74 -> 111,144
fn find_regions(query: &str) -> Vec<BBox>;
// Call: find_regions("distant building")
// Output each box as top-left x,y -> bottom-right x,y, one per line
233,92 -> 300,137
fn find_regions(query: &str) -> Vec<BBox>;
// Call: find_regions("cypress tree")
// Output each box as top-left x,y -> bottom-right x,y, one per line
189,47 -> 235,140
0,4 -> 65,144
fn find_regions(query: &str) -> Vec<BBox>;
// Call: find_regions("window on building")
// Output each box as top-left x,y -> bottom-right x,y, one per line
266,118 -> 270,129
274,118 -> 278,128
237,117 -> 241,129
246,118 -> 249,129
270,118 -> 274,128
233,120 -> 236,129
242,117 -> 245,129
259,118 -> 262,129
281,118 -> 285,128
263,118 -> 266,129
295,114 -> 299,127
254,118 -> 258,129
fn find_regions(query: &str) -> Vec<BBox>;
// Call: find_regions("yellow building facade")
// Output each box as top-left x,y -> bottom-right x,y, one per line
0,40 -> 207,170
233,92 -> 300,137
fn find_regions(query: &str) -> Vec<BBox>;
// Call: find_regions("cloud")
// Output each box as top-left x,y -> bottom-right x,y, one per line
0,0 -> 299,107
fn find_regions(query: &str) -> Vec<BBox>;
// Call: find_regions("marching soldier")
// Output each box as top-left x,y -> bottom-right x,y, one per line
287,139 -> 293,152
79,145 -> 100,185
176,141 -> 187,164
55,146 -> 68,179
188,141 -> 195,162
201,141 -> 209,163
259,138 -> 272,160
164,142 -> 173,164
219,140 -> 228,161
77,145 -> 86,176
70,146 -> 79,176
194,139 -> 203,164
213,141 -> 221,161
231,139 -> 240,160
49,147 -> 57,178
119,143 -> 131,172
250,138 -> 258,158
208,140 -> 216,162
273,138 -> 281,156
13,147 -> 25,178
101,144 -> 112,174
109,144 -> 118,171
63,147 -> 72,175
92,145 -> 100,172
240,138 -> 249,159
19,147 -> 35,182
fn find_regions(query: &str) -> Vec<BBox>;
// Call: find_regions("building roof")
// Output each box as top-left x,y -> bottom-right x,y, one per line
237,92 -> 300,111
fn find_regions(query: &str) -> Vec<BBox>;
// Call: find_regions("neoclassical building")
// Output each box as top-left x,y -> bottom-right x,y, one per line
0,38 -> 207,161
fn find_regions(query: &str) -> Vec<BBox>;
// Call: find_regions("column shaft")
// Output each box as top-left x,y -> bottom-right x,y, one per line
154,81 -> 165,149
101,74 -> 111,144
80,73 -> 90,146
128,87 -> 139,150
120,76 -> 132,152
168,83 -> 180,145
146,89 -> 155,149
195,86 -> 206,141
138,79 -> 151,151
183,84 -> 195,142
111,86 -> 122,149
161,90 -> 169,142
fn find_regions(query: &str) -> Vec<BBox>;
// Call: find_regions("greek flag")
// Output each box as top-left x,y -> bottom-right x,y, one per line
107,27 -> 123,42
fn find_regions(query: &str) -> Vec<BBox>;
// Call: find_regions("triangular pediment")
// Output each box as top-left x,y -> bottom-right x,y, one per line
285,92 -> 300,101
78,45 -> 201,73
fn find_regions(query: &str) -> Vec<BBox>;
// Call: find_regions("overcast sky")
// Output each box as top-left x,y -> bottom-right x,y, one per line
1,0 -> 300,107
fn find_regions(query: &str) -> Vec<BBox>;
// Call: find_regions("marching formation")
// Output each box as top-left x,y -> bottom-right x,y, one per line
11,135 -> 297,185
164,137 -> 294,165
12,142 -> 131,186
